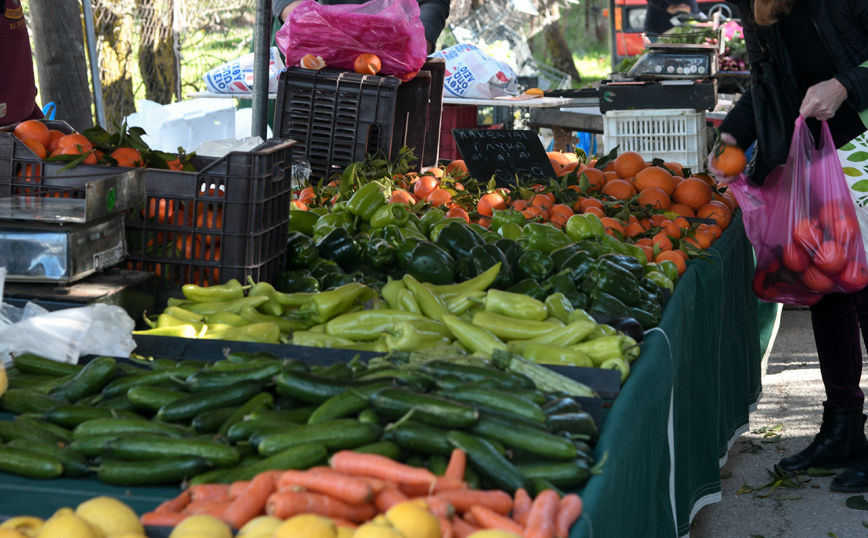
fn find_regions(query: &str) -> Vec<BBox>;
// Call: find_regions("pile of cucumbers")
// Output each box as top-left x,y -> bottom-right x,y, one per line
0,350 -> 598,494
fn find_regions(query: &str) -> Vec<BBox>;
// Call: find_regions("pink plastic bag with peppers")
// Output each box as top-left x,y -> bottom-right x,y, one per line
731,116 -> 868,306
275,0 -> 427,82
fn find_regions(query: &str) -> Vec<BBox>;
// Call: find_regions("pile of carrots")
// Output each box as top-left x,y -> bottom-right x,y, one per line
140,450 -> 583,538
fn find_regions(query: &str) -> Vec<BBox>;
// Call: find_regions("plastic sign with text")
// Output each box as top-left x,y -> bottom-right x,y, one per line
452,129 -> 557,188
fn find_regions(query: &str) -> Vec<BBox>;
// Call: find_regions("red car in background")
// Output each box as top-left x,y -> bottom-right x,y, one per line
611,0 -> 737,59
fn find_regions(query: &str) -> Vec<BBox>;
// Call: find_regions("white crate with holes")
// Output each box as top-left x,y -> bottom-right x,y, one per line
603,108 -> 710,171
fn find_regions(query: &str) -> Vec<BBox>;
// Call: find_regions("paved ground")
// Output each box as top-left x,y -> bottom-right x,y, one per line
689,307 -> 868,538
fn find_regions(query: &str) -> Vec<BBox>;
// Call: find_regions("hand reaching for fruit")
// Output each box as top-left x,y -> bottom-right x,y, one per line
707,133 -> 746,185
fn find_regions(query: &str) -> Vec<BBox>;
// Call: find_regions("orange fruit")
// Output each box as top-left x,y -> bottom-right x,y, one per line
444,160 -> 469,178
445,206 -> 470,223
549,204 -> 574,219
673,177 -> 713,211
704,224 -> 722,240
673,216 -> 691,230
636,244 -> 655,263
669,203 -> 696,218
300,54 -> 326,70
660,220 -> 682,239
388,190 -> 417,205
13,120 -> 51,148
625,222 -> 645,237
613,151 -> 646,179
636,187 -> 671,210
522,206 -> 545,220
56,133 -> 94,153
579,168 -> 607,192
354,53 -> 382,75
60,145 -> 97,164
601,179 -> 636,200
694,230 -> 713,249
639,218 -> 652,230
579,197 -> 604,212
636,237 -> 654,247
710,144 -> 747,176
413,176 -> 439,201
600,217 -> 626,235
47,130 -> 65,153
289,200 -> 308,211
561,161 -> 579,176
656,250 -> 687,276
530,194 -> 554,210
682,236 -> 702,250
696,201 -> 732,230
649,214 -> 669,227
602,171 -> 619,183
510,199 -> 528,211
634,166 -> 676,195
111,147 -> 143,167
477,192 -> 507,216
693,172 -> 718,188
662,161 -> 684,177
426,188 -> 452,208
652,233 -> 673,251
23,139 -> 47,159
428,167 -> 445,179
583,206 -> 605,218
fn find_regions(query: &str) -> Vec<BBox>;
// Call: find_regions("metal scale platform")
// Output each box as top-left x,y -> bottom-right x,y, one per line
0,169 -> 156,321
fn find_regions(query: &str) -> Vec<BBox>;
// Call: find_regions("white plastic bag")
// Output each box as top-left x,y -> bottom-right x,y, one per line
429,44 -> 519,100
202,47 -> 285,94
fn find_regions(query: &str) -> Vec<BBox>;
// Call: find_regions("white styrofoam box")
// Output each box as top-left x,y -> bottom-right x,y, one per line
603,108 -> 709,171
235,108 -> 273,140
126,99 -> 236,153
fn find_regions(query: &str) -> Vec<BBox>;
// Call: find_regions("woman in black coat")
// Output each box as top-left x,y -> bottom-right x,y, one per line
709,0 -> 868,492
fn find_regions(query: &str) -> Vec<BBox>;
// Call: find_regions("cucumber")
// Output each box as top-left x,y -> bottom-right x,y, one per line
406,455 -> 426,468
421,360 -> 535,389
151,358 -> 181,370
76,393 -> 105,407
470,415 -> 577,461
441,387 -> 547,423
186,363 -> 282,393
8,439 -> 89,477
427,454 -> 448,476
102,369 -> 184,399
226,350 -> 281,364
273,395 -> 300,411
546,412 -> 598,439
510,389 -> 548,407
519,460 -> 592,488
95,395 -> 139,412
0,420 -> 67,445
433,375 -> 466,391
354,441 -> 401,460
26,373 -> 79,394
48,356 -> 117,402
542,397 -> 583,416
69,434 -> 121,457
249,408 -> 317,423
104,434 -> 240,467
227,419 -> 301,444
43,406 -> 144,429
310,363 -> 354,379
217,392 -> 275,437
127,386 -> 190,412
356,369 -> 436,391
95,456 -> 211,486
12,353 -> 82,377
275,371 -> 388,405
455,378 -> 505,390
5,374 -> 56,390
474,405 -> 550,432
446,430 -> 529,494
156,380 -> 264,423
0,389 -> 66,415
389,420 -> 454,456
192,406 -> 241,434
189,443 -> 327,485
249,426 -> 302,448
529,477 -> 564,498
16,415 -> 74,443
371,389 -> 478,428
257,420 -> 383,456
307,382 -> 392,424
0,445 -> 64,479
357,409 -> 381,425
73,418 -> 191,439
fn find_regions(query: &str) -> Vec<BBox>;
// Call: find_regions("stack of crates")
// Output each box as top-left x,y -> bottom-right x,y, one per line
602,109 -> 710,171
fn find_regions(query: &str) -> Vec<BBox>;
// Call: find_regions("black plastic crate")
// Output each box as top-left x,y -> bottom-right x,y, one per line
0,132 -> 294,289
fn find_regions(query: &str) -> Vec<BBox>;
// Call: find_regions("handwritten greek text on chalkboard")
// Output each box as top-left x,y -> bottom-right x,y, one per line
452,129 -> 557,188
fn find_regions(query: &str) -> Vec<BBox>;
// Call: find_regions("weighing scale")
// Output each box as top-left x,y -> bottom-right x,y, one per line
0,169 -> 156,323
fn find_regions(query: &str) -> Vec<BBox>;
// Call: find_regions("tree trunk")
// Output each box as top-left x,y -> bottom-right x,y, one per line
94,0 -> 137,128
137,0 -> 176,104
543,6 -> 582,85
29,0 -> 94,131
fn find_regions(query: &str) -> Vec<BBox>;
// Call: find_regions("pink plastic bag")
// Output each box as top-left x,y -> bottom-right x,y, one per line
731,116 -> 868,306
275,0 -> 427,82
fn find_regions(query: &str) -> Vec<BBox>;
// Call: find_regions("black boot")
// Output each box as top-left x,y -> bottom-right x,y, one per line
831,453 -> 868,492
777,407 -> 867,473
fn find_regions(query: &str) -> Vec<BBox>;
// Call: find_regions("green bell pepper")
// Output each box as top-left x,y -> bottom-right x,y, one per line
562,251 -> 596,286
274,271 -> 320,294
317,228 -> 363,271
521,223 -> 571,255
435,221 -> 485,259
583,258 -> 641,306
496,222 -> 524,240
628,306 -> 658,330
310,258 -> 343,281
312,212 -> 356,243
395,236 -> 423,270
286,231 -> 319,269
646,271 -> 675,292
364,237 -> 397,269
309,207 -> 329,216
575,240 -> 605,258
565,214 -> 606,242
543,272 -> 585,309
288,209 -> 320,237
490,208 -> 527,232
587,291 -> 634,320
549,244 -> 586,272
419,208 -> 447,236
458,244 -> 514,289
494,238 -> 523,269
321,272 -> 361,290
331,201 -> 349,213
657,260 -> 680,283
600,253 -> 645,281
346,182 -> 386,221
514,250 -> 554,282
600,234 -> 633,257
369,203 -> 410,228
507,278 -> 548,303
624,243 -> 648,268
407,241 -> 456,285
482,231 -> 502,244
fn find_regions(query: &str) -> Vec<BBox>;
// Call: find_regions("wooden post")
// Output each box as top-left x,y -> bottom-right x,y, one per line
29,0 -> 95,131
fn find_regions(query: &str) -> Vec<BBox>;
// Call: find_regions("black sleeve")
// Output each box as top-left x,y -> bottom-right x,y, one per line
718,2 -> 764,150
273,0 -> 294,20
833,1 -> 868,112
419,0 -> 450,46
646,0 -> 675,11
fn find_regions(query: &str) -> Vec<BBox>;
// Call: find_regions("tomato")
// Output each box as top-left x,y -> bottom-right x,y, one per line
782,242 -> 811,273
800,266 -> 836,293
829,216 -> 860,245
817,199 -> 853,230
792,218 -> 823,254
813,240 -> 847,275
838,260 -> 868,292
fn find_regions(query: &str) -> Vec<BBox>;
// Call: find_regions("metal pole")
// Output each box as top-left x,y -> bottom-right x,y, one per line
81,0 -> 106,128
252,0 -> 272,139
608,0 -> 617,74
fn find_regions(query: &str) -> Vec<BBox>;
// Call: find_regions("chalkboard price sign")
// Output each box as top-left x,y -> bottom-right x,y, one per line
451,129 -> 558,188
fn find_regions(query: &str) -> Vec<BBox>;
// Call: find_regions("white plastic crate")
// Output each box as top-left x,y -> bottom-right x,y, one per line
603,109 -> 709,171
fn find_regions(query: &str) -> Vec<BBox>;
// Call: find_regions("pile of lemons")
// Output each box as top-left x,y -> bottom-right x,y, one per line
0,497 -> 145,538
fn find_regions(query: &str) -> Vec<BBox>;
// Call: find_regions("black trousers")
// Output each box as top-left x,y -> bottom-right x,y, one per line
810,287 -> 868,408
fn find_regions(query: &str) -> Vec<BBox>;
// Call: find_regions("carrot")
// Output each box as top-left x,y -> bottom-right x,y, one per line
277,469 -> 373,505
265,491 -> 377,523
513,488 -> 532,526
437,515 -> 454,538
444,449 -> 466,481
469,505 -> 525,535
554,494 -> 583,538
374,486 -> 409,513
330,450 -> 436,487
414,497 -> 455,520
435,489 -> 513,516
223,471 -> 275,530
356,476 -> 387,494
524,489 -> 560,538
400,476 -> 466,497
463,512 -> 479,527
189,484 -> 231,503
331,518 -> 358,529
155,490 -> 191,513
140,511 -> 188,527
229,481 -> 251,500
452,516 -> 479,538
184,501 -> 232,518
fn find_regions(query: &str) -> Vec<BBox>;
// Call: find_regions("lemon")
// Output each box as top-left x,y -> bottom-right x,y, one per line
35,515 -> 99,538
336,528 -> 355,538
110,534 -> 148,538
0,360 -> 8,397
168,515 -> 232,538
384,501 -> 439,538
236,516 -> 282,538
49,508 -> 73,519
369,516 -> 390,527
467,531 -> 522,538
350,523 -> 404,538
75,497 -> 144,538
0,516 -> 44,537
0,529 -> 30,538
273,515 -> 336,538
